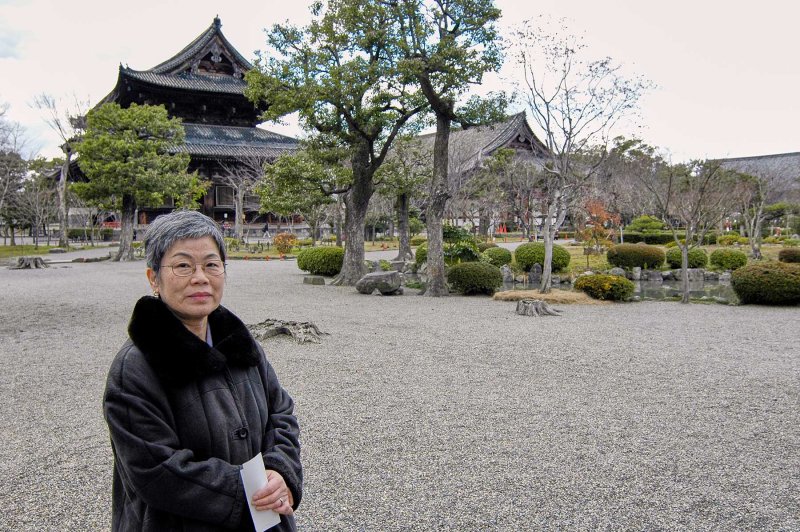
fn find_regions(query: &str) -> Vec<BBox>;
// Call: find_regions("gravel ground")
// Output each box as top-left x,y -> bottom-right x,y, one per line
0,252 -> 798,531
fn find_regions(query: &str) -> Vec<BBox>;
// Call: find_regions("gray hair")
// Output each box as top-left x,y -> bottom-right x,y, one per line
143,210 -> 226,273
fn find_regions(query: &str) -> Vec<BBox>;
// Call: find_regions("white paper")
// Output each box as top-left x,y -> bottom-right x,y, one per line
240,454 -> 281,531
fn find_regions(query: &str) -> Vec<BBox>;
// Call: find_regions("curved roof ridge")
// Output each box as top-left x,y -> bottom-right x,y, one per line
149,17 -> 253,74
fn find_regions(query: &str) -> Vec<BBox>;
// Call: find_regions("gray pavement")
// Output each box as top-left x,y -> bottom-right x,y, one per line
0,255 -> 797,531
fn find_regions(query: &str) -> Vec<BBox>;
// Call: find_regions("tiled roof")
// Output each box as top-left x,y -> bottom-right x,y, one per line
719,152 -> 800,176
120,68 -> 248,95
150,17 -> 253,74
177,123 -> 298,160
414,113 -> 549,172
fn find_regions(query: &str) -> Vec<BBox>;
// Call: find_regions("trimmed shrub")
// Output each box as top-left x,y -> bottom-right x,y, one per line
717,234 -> 744,246
445,240 -> 481,264
514,242 -> 571,272
415,241 -> 428,267
626,215 -> 665,232
778,248 -> 800,263
273,232 -> 297,254
783,238 -> 800,247
483,246 -> 512,267
447,262 -> 503,295
709,249 -> 748,271
607,243 -> 665,269
410,235 -> 427,247
574,274 -> 635,301
296,246 -> 344,276
477,242 -> 498,252
665,247 -> 708,269
731,262 -> 800,305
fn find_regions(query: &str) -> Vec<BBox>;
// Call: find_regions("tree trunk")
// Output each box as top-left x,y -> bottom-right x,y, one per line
394,192 -> 413,261
332,145 -> 374,286
234,187 -> 244,241
478,211 -> 490,238
424,113 -> 452,297
57,150 -> 71,248
680,243 -> 690,304
540,208 -> 555,293
114,194 -> 136,261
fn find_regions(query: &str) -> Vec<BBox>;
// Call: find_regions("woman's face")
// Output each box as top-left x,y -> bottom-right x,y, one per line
146,236 -> 225,328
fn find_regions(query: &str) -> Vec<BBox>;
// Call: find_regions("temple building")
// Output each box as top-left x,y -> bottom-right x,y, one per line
96,17 -> 298,225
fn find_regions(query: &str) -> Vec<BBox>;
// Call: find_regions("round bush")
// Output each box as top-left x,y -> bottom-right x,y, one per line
514,242 -> 571,272
296,246 -> 344,276
447,262 -> 503,295
477,242 -> 498,252
779,248 -> 800,263
731,262 -> 800,305
410,235 -> 427,247
574,274 -> 635,301
665,247 -> 708,269
482,247 -> 512,267
709,249 -> 748,271
606,243 -> 665,269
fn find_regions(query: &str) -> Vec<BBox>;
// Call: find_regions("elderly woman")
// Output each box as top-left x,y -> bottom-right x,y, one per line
103,210 -> 302,531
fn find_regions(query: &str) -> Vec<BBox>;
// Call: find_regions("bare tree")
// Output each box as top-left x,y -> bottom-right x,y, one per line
724,156 -> 800,258
637,159 -> 737,303
32,93 -> 89,248
218,155 -> 271,241
14,161 -> 59,248
512,18 -> 652,292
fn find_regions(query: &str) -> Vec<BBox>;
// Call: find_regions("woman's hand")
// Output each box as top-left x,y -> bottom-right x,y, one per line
252,469 -> 294,515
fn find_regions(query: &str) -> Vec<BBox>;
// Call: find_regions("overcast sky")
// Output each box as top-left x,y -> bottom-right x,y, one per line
1,0 -> 798,162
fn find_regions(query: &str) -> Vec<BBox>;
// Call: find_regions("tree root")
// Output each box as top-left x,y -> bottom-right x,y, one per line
515,299 -> 561,317
9,257 -> 49,269
248,318 -> 329,344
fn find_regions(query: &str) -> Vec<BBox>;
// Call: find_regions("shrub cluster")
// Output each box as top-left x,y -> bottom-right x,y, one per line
623,231 -> 715,245
731,262 -> 800,305
717,234 -> 749,246
778,248 -> 800,263
447,262 -> 503,295
665,247 -> 708,269
410,235 -> 427,247
626,215 -> 665,233
709,249 -> 748,271
607,244 -> 665,269
477,242 -> 498,252
783,238 -> 800,247
514,242 -> 571,272
296,246 -> 345,276
483,246 -> 512,267
574,274 -> 635,301
273,232 -> 297,255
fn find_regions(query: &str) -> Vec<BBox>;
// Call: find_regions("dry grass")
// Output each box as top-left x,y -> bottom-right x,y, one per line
492,288 -> 609,305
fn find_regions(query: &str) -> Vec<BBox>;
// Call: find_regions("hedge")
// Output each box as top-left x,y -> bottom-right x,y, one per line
778,248 -> 800,263
709,249 -> 748,271
482,246 -> 512,267
731,262 -> 800,305
410,235 -> 427,247
447,262 -> 503,295
574,274 -> 635,301
607,243 -> 665,269
622,231 -> 715,245
296,246 -> 344,276
514,242 -> 571,272
665,247 -> 708,269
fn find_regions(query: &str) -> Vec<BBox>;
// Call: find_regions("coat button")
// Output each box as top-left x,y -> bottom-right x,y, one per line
236,427 -> 248,439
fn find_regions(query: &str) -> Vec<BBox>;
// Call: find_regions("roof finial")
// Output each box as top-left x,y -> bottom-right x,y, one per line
214,16 -> 221,29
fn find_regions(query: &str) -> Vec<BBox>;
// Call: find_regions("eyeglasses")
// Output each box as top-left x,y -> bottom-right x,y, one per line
163,260 -> 226,277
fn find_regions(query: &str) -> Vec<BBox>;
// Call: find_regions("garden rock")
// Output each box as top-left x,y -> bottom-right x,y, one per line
356,271 -> 403,295
719,272 -> 732,282
500,264 -> 514,283
528,263 -> 542,285
631,267 -> 642,280
303,275 -> 325,286
704,271 -> 720,281
687,268 -> 704,282
644,269 -> 663,282
609,267 -> 626,277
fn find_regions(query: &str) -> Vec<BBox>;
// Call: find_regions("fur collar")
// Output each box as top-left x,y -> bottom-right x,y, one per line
128,296 -> 260,386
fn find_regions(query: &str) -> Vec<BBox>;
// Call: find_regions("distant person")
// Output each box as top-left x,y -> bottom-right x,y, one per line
103,210 -> 302,531
263,221 -> 271,239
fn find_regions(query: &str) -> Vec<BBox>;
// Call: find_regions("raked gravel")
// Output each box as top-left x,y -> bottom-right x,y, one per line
0,251 -> 798,531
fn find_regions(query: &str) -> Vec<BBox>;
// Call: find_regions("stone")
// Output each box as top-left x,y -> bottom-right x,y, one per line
389,260 -> 408,273
528,263 -> 542,285
631,267 -> 642,280
500,264 -> 514,283
644,269 -> 663,282
48,248 -> 67,254
719,272 -> 732,283
515,299 -> 561,317
609,267 -> 626,277
686,268 -> 704,282
551,275 -> 561,285
355,271 -> 403,295
704,271 -> 720,281
303,275 -> 325,285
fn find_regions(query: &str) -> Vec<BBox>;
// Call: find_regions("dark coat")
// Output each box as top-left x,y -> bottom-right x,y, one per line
104,296 -> 302,531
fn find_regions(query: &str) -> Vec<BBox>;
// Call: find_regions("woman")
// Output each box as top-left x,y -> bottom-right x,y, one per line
104,210 -> 302,531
